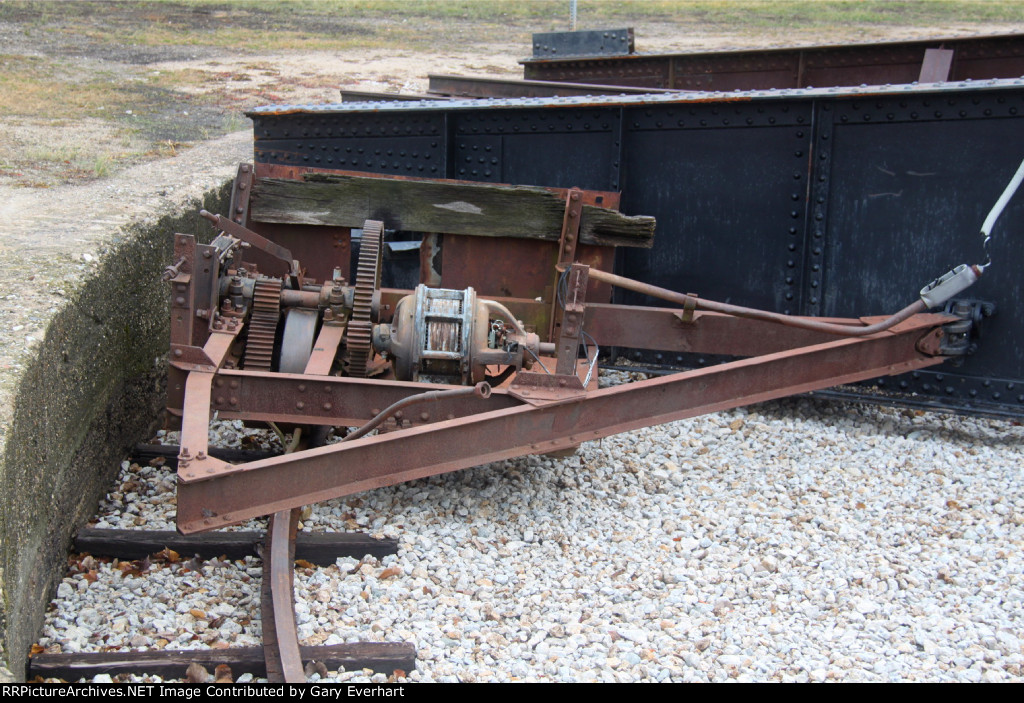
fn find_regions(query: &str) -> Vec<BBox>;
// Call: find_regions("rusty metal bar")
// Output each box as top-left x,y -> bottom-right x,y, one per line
173,370 -> 521,428
581,303 -> 949,357
177,318 -> 947,532
176,328 -> 241,477
577,265 -> 932,337
200,209 -> 294,274
304,322 -> 345,375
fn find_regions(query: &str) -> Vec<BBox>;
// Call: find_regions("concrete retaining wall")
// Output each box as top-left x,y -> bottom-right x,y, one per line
0,183 -> 230,680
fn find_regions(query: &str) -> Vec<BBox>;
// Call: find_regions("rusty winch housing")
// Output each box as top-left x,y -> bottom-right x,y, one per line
376,284 -> 543,384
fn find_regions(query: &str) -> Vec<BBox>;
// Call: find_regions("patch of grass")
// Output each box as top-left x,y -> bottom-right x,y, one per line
0,55 -> 131,119
223,112 -> 253,134
20,143 -> 121,183
8,1 -> 1023,57
144,0 -> 1024,25
91,155 -> 113,178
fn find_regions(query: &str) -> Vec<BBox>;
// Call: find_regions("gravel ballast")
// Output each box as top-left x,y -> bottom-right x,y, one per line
38,385 -> 1024,683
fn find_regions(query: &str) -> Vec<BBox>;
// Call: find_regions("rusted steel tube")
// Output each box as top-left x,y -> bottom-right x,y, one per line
578,267 -> 928,337
280,289 -> 323,308
344,382 -> 492,442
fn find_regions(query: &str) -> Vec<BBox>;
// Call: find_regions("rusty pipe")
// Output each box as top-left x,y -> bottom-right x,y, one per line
574,266 -> 928,337
280,289 -> 324,308
344,382 -> 492,442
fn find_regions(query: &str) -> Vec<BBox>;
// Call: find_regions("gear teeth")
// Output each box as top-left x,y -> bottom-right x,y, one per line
347,220 -> 383,377
244,276 -> 283,371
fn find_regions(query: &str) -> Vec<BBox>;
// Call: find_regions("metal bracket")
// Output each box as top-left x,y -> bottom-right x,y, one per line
169,344 -> 217,372
916,299 -> 994,358
681,293 -> 699,324
548,188 -> 585,343
555,263 -> 589,376
508,371 -> 586,406
229,163 -> 254,226
557,187 -> 583,269
169,234 -> 197,348
531,28 -> 634,58
936,299 -> 995,358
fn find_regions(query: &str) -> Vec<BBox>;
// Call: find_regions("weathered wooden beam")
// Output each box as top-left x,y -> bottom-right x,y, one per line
74,528 -> 398,564
249,174 -> 655,248
28,643 -> 416,680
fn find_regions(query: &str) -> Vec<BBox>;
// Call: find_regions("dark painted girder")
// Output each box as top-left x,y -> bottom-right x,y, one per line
246,81 -> 1024,416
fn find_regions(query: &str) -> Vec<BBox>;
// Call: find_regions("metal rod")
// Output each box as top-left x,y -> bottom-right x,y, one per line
574,266 -> 928,337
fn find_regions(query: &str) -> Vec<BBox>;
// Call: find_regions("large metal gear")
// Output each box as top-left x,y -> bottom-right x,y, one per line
346,220 -> 383,377
244,276 -> 283,371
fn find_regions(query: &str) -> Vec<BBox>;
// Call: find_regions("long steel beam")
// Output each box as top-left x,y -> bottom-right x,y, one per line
520,33 -> 1024,91
426,74 -> 678,99
177,317 -> 946,533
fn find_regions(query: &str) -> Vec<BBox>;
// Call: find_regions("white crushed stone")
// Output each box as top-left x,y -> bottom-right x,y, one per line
38,379 -> 1024,682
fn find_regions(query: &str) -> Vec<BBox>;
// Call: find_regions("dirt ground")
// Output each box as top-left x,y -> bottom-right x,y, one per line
1,3 -> 1021,191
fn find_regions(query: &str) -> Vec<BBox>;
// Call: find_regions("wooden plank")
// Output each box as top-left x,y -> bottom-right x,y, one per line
919,48 -> 955,82
74,529 -> 399,564
249,174 -> 655,248
29,643 -> 416,680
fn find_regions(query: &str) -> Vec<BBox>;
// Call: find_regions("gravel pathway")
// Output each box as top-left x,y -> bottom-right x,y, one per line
38,383 -> 1024,683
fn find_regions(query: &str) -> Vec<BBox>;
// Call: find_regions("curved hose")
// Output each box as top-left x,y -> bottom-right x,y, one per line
344,382 -> 491,442
979,155 -> 1024,270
